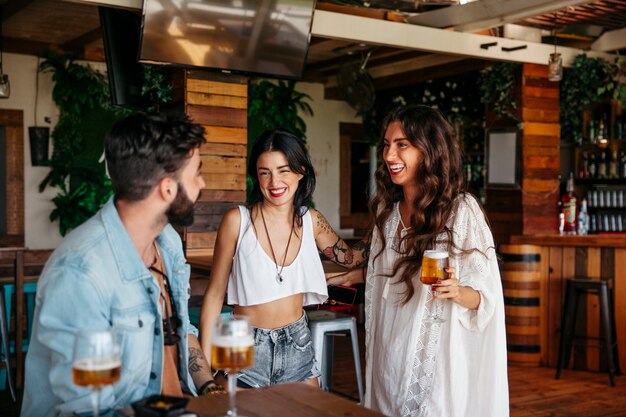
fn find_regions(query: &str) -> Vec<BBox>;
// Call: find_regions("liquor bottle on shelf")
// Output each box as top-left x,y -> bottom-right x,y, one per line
561,172 -> 577,235
598,150 -> 607,178
579,152 -> 589,179
589,152 -> 597,178
589,120 -> 596,144
621,150 -> 626,179
578,198 -> 589,235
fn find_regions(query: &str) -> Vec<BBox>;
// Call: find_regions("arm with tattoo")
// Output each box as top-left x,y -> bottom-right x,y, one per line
187,334 -> 219,393
314,210 -> 370,268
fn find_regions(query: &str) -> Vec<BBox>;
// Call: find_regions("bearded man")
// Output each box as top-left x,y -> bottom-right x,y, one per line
22,113 -> 220,416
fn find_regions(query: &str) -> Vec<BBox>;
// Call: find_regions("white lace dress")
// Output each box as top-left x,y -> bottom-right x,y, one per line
364,194 -> 509,417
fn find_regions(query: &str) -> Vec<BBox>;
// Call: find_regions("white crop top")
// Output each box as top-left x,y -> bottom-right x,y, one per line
227,206 -> 328,307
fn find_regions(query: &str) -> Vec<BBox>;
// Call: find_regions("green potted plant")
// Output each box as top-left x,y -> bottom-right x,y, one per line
39,53 -> 171,235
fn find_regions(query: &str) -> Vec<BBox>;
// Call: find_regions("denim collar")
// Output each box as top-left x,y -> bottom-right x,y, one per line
100,196 -> 158,283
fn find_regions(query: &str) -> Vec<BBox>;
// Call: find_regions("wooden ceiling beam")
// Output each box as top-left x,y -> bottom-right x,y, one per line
1,0 -> 37,21
406,0 -> 594,32
62,27 -> 102,51
373,58 -> 490,93
312,10 -> 616,67
2,37 -> 58,56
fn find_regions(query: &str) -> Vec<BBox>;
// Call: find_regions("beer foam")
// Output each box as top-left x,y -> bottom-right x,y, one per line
73,357 -> 121,371
423,250 -> 448,259
212,335 -> 254,348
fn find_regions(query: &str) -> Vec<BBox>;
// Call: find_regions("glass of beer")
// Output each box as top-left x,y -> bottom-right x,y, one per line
72,329 -> 121,417
421,250 -> 448,323
212,315 -> 254,417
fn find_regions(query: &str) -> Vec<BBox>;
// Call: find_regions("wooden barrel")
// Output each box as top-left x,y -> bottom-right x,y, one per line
500,244 -> 544,367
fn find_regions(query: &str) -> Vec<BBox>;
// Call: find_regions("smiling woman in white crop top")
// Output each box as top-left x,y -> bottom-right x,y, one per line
200,129 -> 368,390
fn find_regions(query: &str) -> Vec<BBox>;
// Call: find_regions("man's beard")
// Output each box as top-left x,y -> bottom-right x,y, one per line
166,182 -> 196,227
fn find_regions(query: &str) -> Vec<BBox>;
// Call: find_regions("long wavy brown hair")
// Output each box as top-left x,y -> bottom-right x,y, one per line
370,105 -> 472,304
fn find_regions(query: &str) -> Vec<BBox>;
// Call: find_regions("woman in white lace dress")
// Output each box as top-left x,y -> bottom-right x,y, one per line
328,105 -> 508,416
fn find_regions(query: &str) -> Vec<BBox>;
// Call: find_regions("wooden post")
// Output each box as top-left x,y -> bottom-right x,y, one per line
182,71 -> 248,260
520,64 -> 560,236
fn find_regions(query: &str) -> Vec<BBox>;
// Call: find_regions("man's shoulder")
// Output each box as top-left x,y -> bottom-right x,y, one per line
45,213 -> 112,273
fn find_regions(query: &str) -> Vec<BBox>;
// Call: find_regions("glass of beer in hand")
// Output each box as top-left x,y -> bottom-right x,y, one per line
72,329 -> 121,417
421,250 -> 448,323
212,315 -> 254,417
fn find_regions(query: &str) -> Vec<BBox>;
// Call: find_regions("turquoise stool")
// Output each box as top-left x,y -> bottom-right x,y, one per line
188,304 -> 233,328
0,282 -> 37,391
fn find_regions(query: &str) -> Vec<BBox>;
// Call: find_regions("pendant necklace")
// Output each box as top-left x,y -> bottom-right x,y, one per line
260,206 -> 294,285
397,203 -> 411,239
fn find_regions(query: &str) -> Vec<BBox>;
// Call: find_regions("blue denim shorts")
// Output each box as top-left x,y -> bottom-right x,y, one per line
236,312 -> 320,388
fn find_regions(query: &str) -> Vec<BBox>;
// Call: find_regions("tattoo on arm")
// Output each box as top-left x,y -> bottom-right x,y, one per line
322,238 -> 354,266
315,211 -> 333,235
188,347 -> 204,375
352,240 -> 371,266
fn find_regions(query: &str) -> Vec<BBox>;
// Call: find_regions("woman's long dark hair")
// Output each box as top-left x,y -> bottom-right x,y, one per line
370,105 -> 469,303
247,129 -> 316,227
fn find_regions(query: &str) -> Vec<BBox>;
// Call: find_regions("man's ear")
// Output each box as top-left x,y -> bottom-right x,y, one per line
159,177 -> 178,202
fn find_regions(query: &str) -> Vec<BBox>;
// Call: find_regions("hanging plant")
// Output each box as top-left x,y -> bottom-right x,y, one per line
479,62 -> 520,122
560,54 -> 611,143
601,57 -> 626,105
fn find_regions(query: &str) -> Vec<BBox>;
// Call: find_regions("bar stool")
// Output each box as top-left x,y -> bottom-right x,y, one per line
0,286 -> 16,401
0,282 -> 37,392
555,278 -> 620,386
307,310 -> 363,403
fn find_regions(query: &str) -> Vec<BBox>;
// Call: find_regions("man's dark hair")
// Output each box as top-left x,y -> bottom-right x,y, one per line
105,113 -> 205,201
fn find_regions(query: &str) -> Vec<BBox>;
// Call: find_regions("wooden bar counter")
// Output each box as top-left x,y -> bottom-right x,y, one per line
507,234 -> 626,372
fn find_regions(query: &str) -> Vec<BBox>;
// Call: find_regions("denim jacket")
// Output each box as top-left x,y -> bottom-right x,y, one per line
21,197 -> 198,417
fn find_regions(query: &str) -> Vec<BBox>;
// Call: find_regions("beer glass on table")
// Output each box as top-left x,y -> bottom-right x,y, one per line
421,250 -> 448,323
72,329 -> 121,417
212,315 -> 254,417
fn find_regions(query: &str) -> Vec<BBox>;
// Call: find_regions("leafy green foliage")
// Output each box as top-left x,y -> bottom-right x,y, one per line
246,79 -> 314,204
362,72 -> 484,147
247,79 -> 313,143
39,53 -> 172,235
141,65 -> 173,110
560,54 -> 623,143
479,62 -> 520,122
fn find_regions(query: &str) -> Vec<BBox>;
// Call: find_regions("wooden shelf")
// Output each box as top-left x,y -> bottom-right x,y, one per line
575,178 -> 626,186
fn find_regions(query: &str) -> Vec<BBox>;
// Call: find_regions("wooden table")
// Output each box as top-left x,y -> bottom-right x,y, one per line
0,246 -> 25,388
186,383 -> 383,417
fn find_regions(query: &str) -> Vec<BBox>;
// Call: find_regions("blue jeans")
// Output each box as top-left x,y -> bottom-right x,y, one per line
237,313 -> 320,387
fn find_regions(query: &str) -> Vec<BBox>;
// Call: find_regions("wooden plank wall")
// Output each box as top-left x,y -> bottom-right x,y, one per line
182,71 -> 248,258
520,64 -> 560,235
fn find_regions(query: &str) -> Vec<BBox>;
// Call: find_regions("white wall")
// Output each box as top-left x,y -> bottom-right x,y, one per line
0,53 -> 106,250
296,82 -> 361,239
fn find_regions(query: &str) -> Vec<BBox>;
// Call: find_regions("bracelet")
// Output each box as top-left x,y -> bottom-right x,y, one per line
198,379 -> 223,396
